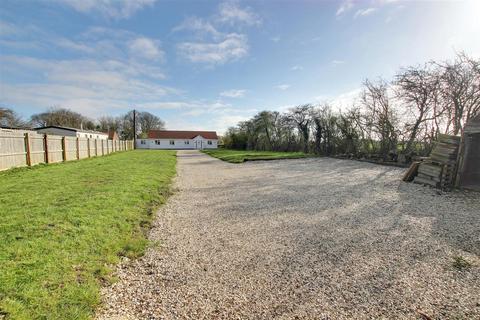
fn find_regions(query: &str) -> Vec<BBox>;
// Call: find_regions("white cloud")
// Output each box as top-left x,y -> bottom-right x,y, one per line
53,0 -> 156,19
1,23 -> 166,71
0,20 -> 19,36
336,0 -> 354,16
271,36 -> 281,43
212,114 -> 251,134
378,0 -> 402,4
332,60 -> 346,65
312,88 -> 363,112
354,8 -> 378,18
275,84 -> 290,90
291,65 -> 303,71
0,55 -> 177,117
56,37 -> 96,54
172,17 -> 221,38
128,37 -> 164,61
172,1 -> 262,66
177,33 -> 248,65
220,89 -> 246,98
216,1 -> 261,26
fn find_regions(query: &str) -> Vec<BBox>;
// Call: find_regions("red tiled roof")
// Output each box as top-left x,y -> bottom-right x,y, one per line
147,130 -> 218,140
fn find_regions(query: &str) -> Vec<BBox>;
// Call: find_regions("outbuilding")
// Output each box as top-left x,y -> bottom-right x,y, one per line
137,130 -> 218,150
456,114 -> 480,191
35,125 -> 109,140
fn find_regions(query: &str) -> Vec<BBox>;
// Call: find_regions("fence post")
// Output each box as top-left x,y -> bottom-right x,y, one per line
87,138 -> 91,158
76,137 -> 80,160
62,136 -> 67,162
95,139 -> 98,156
44,134 -> 49,164
25,133 -> 32,166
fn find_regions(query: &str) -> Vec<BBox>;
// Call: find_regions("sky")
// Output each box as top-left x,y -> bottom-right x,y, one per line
1,0 -> 479,134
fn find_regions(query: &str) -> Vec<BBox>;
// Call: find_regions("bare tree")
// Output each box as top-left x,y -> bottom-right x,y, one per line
118,110 -> 165,139
311,107 -> 324,155
0,107 -> 25,127
138,111 -> 165,136
221,53 -> 479,163
436,52 -> 480,135
98,116 -> 121,132
288,104 -> 313,153
394,64 -> 442,153
30,107 -> 94,129
360,79 -> 399,159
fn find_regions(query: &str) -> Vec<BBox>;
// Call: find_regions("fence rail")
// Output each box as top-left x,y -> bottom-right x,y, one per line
0,132 -> 134,171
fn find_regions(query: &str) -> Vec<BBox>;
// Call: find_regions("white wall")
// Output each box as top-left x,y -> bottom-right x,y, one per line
76,131 -> 109,140
137,138 -> 218,150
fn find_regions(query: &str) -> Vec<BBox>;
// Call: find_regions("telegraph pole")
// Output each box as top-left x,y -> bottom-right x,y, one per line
133,109 -> 137,149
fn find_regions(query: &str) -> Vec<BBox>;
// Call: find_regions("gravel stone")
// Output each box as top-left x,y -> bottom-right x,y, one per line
96,150 -> 480,319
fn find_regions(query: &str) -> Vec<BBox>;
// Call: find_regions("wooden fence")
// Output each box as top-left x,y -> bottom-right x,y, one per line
0,132 -> 134,171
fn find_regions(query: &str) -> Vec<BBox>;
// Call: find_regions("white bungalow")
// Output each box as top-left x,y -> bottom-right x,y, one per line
137,130 -> 218,150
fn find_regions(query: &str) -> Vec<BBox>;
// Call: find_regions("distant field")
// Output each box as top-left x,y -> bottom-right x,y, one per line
0,150 -> 176,320
202,149 -> 307,163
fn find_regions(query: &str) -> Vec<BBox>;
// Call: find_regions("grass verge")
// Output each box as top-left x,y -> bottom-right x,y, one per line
202,149 -> 307,163
0,150 -> 176,319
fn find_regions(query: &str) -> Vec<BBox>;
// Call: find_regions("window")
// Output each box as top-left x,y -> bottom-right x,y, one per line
141,140 -> 146,145
207,140 -> 213,145
184,141 -> 190,145
170,140 -> 175,145
155,140 -> 161,145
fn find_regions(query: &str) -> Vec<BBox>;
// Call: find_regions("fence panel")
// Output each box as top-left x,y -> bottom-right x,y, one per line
89,139 -> 96,157
0,133 -> 133,171
101,140 -> 106,155
78,138 -> 89,159
95,139 -> 101,156
30,134 -> 46,165
0,133 -> 26,170
47,136 -> 64,163
64,137 -> 77,161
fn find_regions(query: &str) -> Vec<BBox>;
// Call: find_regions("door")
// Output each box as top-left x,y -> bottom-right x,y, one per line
195,140 -> 203,150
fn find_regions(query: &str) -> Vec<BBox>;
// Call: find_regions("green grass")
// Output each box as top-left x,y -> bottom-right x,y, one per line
202,149 -> 307,163
452,256 -> 472,271
0,150 -> 176,320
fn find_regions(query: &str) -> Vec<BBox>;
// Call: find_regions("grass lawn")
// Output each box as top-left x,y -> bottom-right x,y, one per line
202,149 -> 307,163
0,150 -> 176,320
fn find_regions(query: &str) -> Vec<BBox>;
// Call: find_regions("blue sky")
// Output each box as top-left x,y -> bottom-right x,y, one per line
1,0 -> 479,133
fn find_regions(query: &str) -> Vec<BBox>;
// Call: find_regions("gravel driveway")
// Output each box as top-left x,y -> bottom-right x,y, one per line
97,150 -> 480,320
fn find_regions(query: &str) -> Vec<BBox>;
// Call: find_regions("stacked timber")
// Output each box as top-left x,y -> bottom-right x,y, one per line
413,134 -> 461,189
